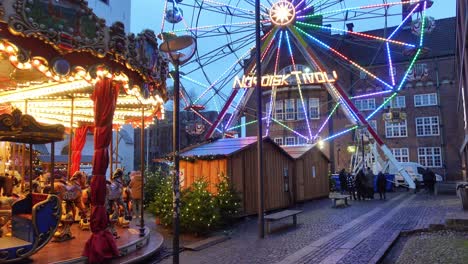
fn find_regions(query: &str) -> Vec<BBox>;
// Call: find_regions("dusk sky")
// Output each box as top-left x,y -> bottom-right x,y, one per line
131,0 -> 458,110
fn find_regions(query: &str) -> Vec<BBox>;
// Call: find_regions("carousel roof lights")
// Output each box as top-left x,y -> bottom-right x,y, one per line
0,80 -> 91,103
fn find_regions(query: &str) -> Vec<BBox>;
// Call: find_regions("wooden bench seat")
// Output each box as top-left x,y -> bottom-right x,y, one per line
329,194 -> 351,208
264,209 -> 302,234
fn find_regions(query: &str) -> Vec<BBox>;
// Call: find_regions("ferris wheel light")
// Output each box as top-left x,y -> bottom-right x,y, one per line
270,1 -> 295,26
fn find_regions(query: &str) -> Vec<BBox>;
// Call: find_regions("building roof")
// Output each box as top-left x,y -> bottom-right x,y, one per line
33,144 -> 49,155
281,145 -> 330,161
325,17 -> 456,66
180,137 -> 292,159
39,155 -> 93,164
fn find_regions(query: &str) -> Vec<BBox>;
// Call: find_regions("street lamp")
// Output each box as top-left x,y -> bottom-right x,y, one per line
159,34 -> 196,264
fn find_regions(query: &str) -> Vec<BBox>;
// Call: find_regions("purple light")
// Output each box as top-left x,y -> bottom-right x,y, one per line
351,90 -> 392,99
386,43 -> 396,86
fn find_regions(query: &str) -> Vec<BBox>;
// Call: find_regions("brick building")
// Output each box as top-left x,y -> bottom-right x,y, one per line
134,110 -> 221,170
244,17 -> 462,181
456,0 -> 468,181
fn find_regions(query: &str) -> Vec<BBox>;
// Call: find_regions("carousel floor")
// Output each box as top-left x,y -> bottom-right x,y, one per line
25,218 -> 163,264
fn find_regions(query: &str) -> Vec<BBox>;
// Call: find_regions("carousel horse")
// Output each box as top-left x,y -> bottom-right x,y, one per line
52,171 -> 88,242
107,169 -> 130,238
79,175 -> 92,231
122,182 -> 133,219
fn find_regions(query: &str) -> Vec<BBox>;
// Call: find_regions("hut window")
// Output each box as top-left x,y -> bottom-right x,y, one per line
283,167 -> 289,192
285,99 -> 295,120
275,100 -> 284,120
312,166 -> 316,178
274,137 -> 284,145
309,98 -> 320,119
285,137 -> 296,146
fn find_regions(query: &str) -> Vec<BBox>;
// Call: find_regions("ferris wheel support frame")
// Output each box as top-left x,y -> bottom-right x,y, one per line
205,29 -> 280,139
288,27 -> 416,189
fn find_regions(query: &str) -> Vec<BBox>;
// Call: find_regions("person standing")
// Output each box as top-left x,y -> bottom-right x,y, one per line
129,171 -> 143,218
347,172 -> 356,200
377,172 -> 387,200
427,168 -> 436,194
339,169 -> 348,194
355,169 -> 366,201
365,167 -> 375,199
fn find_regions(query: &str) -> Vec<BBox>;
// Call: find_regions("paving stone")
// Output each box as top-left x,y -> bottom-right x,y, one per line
151,192 -> 461,264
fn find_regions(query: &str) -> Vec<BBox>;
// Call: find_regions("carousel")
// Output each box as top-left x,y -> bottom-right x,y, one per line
0,0 -> 168,263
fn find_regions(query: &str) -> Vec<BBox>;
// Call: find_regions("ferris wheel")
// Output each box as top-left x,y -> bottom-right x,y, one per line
159,0 -> 432,161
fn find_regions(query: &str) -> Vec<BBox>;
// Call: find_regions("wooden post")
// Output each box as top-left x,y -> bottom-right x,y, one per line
29,143 -> 33,193
116,126 -> 119,169
110,129 -> 113,177
51,142 -> 55,193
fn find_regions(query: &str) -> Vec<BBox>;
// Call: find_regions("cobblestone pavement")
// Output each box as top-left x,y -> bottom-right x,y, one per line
151,191 -> 461,264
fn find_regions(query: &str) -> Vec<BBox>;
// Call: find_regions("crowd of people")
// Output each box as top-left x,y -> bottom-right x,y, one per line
339,167 -> 387,201
338,166 -> 438,201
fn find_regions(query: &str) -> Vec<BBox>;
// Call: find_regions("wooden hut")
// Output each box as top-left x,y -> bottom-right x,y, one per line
179,137 -> 294,215
282,145 -> 330,202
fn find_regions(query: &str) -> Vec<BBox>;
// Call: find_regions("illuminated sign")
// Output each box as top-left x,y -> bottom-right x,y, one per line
232,70 -> 338,89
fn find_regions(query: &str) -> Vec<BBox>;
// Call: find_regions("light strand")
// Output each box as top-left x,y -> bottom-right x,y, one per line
265,30 -> 284,136
314,102 -> 340,140
386,43 -> 396,86
285,30 -> 313,140
296,22 -> 415,47
295,26 -> 393,90
298,1 -> 420,19
271,118 -> 309,140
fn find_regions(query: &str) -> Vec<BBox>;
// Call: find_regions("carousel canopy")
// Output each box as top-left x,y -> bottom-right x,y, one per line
0,0 -> 169,128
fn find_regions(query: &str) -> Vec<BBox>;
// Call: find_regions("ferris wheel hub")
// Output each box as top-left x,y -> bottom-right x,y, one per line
269,1 -> 296,27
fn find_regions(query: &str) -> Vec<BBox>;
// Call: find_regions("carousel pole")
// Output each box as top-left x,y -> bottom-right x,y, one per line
23,100 -> 27,191
139,107 -> 145,237
21,144 -> 25,192
29,143 -> 33,193
67,96 -> 74,178
110,129 -> 113,177
51,142 -> 55,193
116,126 -> 119,170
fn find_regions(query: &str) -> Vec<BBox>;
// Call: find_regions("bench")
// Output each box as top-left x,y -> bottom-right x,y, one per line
264,209 -> 302,234
329,194 -> 351,208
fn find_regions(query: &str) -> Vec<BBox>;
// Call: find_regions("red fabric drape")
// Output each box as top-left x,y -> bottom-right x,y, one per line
83,78 -> 119,263
70,126 -> 91,176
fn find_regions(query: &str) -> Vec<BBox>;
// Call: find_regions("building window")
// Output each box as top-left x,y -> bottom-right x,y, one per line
296,99 -> 306,120
297,136 -> 307,145
391,148 -> 409,162
385,96 -> 406,108
309,98 -> 319,119
385,120 -> 407,138
274,137 -> 283,145
275,100 -> 283,120
285,137 -> 296,146
285,99 -> 295,120
418,147 -> 442,167
355,98 -> 376,111
414,93 -> 437,107
416,116 -> 440,136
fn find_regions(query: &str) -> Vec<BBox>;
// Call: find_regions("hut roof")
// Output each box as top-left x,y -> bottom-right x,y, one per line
282,145 -> 330,161
180,136 -> 293,159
